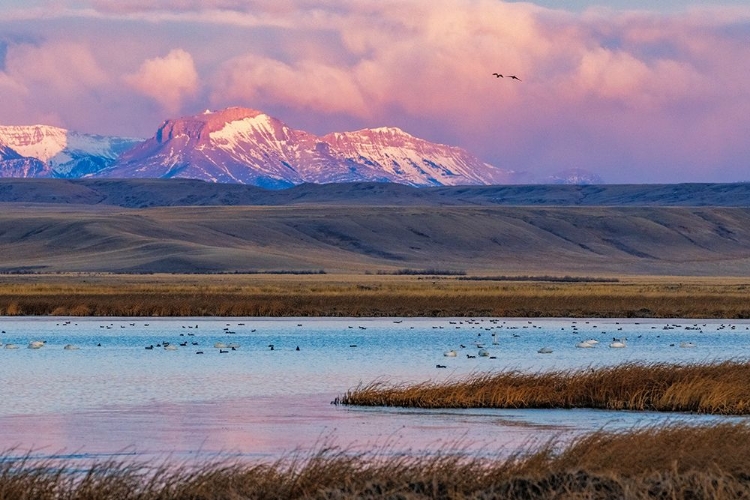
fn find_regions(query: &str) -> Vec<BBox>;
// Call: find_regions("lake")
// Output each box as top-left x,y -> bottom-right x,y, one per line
0,317 -> 747,462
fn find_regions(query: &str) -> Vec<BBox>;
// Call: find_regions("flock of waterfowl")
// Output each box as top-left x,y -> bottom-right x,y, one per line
0,320 -> 309,354
436,319 -> 749,367
0,319 -> 746,363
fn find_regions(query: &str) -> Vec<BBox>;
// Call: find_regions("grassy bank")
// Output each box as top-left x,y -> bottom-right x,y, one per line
1,274 -> 750,317
3,423 -> 750,499
340,361 -> 750,414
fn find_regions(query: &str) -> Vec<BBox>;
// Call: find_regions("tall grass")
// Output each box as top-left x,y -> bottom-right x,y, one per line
1,276 -> 750,317
340,361 -> 750,414
3,423 -> 750,498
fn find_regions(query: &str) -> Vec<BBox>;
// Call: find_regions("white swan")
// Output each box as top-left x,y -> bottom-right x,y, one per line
576,340 -> 596,348
63,344 -> 79,350
679,341 -> 696,348
584,339 -> 599,345
28,340 -> 45,349
443,350 -> 458,357
609,340 -> 626,348
214,342 -> 228,349
4,343 -> 18,349
164,344 -> 178,351
537,347 -> 553,354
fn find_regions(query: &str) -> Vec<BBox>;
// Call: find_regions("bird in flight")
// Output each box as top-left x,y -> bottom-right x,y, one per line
492,73 -> 503,78
508,75 -> 521,81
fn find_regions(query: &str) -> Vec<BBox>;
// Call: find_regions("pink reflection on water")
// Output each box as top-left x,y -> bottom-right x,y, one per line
0,394 -> 568,461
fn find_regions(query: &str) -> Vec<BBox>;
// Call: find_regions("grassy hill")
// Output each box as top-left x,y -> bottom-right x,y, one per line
1,204 -> 750,275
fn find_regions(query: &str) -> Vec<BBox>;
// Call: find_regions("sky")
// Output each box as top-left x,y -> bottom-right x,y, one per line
0,1 -> 749,183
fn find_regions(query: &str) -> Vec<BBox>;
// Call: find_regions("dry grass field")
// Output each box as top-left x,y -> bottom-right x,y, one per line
0,273 -> 749,317
3,423 -> 750,499
339,360 -> 750,414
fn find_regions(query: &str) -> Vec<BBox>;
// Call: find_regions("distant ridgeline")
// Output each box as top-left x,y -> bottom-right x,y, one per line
0,179 -> 749,208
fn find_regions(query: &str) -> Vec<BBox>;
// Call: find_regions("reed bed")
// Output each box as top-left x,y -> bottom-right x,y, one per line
340,360 -> 750,414
3,423 -> 750,499
0,275 -> 750,317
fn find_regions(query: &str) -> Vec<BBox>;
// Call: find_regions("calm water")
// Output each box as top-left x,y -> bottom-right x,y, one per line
0,317 -> 747,461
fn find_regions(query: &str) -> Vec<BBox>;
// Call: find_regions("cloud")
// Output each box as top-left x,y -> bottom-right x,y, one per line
5,41 -> 109,92
211,54 -> 369,117
124,49 -> 199,113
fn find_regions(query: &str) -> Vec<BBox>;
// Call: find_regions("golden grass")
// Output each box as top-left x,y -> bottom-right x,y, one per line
340,361 -> 750,414
1,273 -> 750,317
3,423 -> 750,499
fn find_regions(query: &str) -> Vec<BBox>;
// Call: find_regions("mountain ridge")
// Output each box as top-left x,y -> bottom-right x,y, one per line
0,178 -> 747,208
0,125 -> 142,178
97,107 -> 520,187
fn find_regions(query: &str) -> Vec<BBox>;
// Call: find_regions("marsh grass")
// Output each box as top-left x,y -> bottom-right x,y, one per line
0,275 -> 750,317
3,424 -> 750,499
341,361 -> 750,414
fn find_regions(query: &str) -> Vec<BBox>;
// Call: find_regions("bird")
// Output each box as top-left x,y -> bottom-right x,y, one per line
508,75 -> 521,81
492,72 -> 503,78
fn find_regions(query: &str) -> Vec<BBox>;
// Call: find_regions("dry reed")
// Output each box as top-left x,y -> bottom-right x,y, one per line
0,275 -> 750,317
340,360 -> 750,414
3,423 -> 750,499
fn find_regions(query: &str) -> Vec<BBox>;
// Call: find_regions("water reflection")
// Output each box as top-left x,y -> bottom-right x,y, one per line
1,317 -> 749,461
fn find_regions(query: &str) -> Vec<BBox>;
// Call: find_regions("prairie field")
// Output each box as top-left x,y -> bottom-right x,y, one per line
0,273 -> 749,317
2,423 -> 750,499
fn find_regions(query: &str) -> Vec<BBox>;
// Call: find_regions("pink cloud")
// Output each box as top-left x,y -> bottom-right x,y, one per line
124,49 -> 199,113
211,54 -> 369,117
6,41 -> 109,93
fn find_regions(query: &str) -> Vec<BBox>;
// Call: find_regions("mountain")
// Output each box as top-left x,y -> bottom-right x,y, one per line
0,125 -> 142,178
547,168 -> 603,185
0,143 -> 50,177
97,107 -> 520,188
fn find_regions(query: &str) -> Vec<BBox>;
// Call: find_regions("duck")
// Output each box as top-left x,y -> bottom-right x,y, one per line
63,344 -> 79,350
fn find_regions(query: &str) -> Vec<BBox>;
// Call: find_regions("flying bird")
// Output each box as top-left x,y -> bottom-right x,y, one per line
492,73 -> 503,78
508,75 -> 521,81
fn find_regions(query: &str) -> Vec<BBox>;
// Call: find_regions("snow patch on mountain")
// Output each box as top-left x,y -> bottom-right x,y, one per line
0,125 -> 142,178
547,168 -> 604,185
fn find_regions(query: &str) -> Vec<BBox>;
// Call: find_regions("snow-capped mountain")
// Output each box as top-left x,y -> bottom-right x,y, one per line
0,125 -> 142,178
546,168 -> 604,185
0,143 -> 49,177
98,107 -> 519,187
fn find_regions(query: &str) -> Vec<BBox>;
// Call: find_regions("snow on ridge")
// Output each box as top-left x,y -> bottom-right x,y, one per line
0,125 -> 68,162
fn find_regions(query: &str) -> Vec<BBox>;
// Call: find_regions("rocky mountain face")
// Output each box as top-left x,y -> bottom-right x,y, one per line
2,108 -> 604,188
98,107 -> 520,188
0,125 -> 141,178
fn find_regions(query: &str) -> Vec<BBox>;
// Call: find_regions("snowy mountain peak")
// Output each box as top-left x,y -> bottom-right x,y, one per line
0,125 -> 68,162
100,107 -> 521,187
0,124 -> 142,178
155,107 -> 269,145
547,168 -> 604,185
